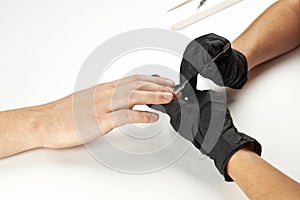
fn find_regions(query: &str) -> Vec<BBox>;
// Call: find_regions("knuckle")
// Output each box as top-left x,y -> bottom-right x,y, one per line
134,80 -> 145,89
161,86 -> 172,93
154,76 -> 161,83
131,75 -> 142,81
128,91 -> 137,105
139,112 -> 151,123
158,86 -> 166,92
129,112 -> 138,123
150,91 -> 159,101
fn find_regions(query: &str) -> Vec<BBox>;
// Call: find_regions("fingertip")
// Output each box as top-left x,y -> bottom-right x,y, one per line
150,112 -> 159,122
162,92 -> 174,101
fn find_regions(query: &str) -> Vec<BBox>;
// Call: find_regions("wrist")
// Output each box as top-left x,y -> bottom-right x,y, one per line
28,103 -> 57,149
232,37 -> 257,71
226,147 -> 260,181
208,130 -> 262,181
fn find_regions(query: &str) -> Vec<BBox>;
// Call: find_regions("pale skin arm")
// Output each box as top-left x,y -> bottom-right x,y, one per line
227,148 -> 300,200
226,0 -> 300,199
0,75 -> 175,158
232,0 -> 300,70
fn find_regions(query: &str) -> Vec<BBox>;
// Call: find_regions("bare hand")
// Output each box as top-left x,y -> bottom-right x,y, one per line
41,75 -> 175,149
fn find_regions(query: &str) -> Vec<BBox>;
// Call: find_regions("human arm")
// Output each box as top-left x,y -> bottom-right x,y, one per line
227,148 -> 300,200
0,75 -> 175,158
226,1 -> 300,196
232,0 -> 300,70
179,0 -> 300,89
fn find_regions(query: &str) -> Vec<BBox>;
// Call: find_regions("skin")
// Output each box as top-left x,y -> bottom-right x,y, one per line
0,0 -> 299,199
228,0 -> 300,199
232,0 -> 300,70
0,75 -> 175,158
227,148 -> 300,200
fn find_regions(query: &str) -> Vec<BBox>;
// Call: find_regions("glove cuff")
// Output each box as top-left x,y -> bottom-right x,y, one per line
229,49 -> 248,89
208,130 -> 262,182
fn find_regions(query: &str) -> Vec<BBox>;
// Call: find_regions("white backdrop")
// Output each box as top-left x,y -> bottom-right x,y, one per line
1,0 -> 299,199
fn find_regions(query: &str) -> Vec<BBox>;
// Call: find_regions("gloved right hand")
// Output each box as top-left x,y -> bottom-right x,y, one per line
150,89 -> 261,181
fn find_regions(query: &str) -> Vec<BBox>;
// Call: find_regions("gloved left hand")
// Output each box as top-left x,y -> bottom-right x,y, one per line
180,33 -> 248,89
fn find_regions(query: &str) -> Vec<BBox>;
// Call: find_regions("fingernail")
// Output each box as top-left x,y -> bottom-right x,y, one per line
164,87 -> 174,93
163,92 -> 173,100
150,113 -> 159,121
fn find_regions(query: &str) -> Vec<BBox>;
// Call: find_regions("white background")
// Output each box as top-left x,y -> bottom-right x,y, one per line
0,0 -> 299,199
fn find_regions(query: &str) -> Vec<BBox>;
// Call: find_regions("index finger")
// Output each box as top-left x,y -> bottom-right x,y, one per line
108,75 -> 175,88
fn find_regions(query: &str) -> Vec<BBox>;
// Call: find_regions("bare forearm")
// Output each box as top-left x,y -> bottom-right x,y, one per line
0,97 -> 89,159
0,75 -> 175,158
0,105 -> 52,158
227,148 -> 300,200
232,0 -> 300,70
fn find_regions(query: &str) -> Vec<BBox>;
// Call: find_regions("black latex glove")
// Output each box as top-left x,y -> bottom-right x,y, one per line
180,33 -> 248,89
150,89 -> 261,181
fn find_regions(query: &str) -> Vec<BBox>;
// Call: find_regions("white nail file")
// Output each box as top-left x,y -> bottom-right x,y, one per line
172,0 -> 244,30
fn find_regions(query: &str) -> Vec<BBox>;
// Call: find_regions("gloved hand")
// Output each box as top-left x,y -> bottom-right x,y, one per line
150,89 -> 261,181
180,33 -> 248,89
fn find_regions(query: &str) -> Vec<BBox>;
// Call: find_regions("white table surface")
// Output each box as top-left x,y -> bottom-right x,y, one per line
1,0 -> 299,199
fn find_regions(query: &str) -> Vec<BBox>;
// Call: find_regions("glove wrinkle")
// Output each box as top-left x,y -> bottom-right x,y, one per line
181,33 -> 248,89
150,89 -> 261,182
150,32 -> 257,181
